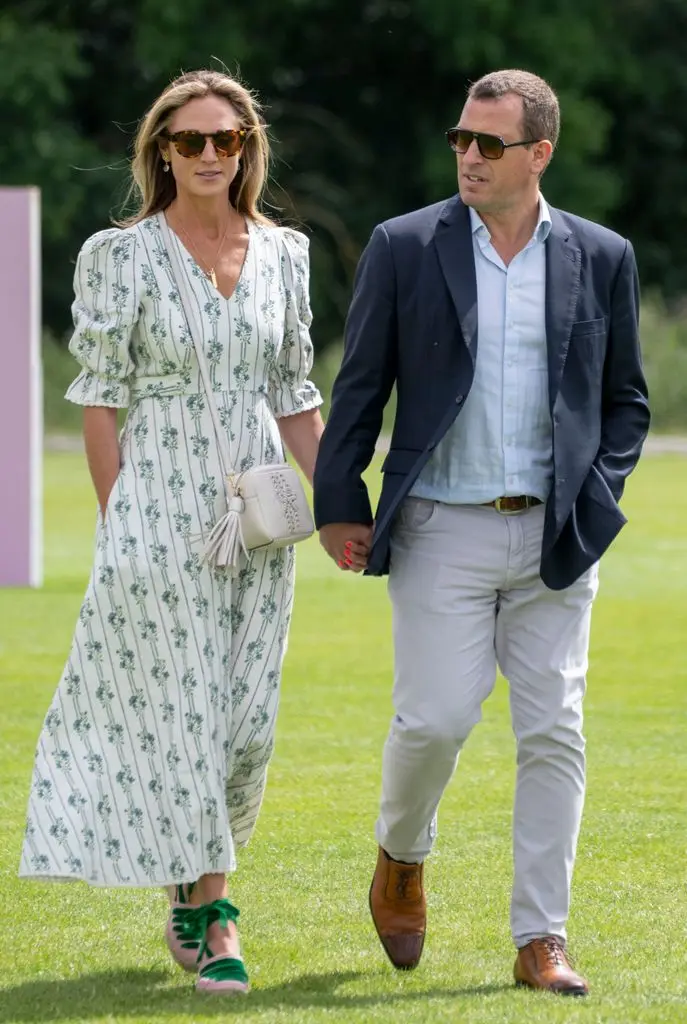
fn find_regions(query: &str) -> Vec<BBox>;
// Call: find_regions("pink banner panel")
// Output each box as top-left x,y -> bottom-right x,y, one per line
0,187 -> 42,587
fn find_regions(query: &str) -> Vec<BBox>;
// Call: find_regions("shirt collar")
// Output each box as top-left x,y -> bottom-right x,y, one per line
469,194 -> 552,243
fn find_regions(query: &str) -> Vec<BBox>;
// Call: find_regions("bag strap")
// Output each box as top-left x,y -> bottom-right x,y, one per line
158,212 -> 234,478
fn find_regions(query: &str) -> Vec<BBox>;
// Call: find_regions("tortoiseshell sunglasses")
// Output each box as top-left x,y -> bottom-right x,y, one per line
160,128 -> 247,158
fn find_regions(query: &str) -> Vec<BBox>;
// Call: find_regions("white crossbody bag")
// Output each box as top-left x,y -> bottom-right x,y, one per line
160,214 -> 315,572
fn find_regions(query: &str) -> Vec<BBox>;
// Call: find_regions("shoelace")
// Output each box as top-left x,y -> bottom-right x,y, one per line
537,936 -> 575,969
394,868 -> 418,900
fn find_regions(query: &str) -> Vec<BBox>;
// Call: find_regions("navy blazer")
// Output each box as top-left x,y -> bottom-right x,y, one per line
313,195 -> 650,590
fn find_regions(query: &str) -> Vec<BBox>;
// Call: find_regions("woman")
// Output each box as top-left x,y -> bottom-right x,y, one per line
20,69 -> 324,994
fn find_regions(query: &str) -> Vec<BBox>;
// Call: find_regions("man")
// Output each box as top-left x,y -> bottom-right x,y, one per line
313,69 -> 650,995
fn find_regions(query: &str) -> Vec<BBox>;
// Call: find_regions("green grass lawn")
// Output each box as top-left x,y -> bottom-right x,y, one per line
1,452 -> 686,1023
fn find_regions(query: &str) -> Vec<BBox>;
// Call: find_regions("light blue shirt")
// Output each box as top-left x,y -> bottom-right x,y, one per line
411,196 -> 554,504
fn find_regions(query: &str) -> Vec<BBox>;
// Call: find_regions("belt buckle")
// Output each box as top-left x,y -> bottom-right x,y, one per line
494,496 -> 523,515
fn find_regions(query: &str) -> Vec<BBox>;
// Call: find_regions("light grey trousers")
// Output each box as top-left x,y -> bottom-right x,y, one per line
375,498 -> 599,947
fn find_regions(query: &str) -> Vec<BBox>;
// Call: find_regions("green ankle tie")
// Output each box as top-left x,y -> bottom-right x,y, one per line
178,899 -> 249,986
170,882 -> 202,951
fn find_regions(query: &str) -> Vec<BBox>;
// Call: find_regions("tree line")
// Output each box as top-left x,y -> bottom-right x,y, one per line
4,0 -> 687,349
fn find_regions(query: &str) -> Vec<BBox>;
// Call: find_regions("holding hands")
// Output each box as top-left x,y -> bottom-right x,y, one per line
319,522 -> 373,573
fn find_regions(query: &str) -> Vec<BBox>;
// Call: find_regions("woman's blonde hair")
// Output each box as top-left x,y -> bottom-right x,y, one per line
118,69 -> 272,227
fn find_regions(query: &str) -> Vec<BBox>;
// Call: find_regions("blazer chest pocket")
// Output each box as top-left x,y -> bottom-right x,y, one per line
570,317 -> 607,364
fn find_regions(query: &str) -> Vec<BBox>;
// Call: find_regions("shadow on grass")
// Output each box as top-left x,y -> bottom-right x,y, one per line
0,967 -> 514,1020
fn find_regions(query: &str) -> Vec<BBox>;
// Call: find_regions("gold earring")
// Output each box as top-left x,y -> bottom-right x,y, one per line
163,159 -> 170,173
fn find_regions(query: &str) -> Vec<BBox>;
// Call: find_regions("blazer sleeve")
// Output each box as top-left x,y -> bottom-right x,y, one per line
64,229 -> 139,408
313,223 -> 398,527
594,240 -> 651,501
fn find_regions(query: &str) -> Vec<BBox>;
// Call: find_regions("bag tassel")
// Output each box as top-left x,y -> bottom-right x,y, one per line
202,495 -> 247,573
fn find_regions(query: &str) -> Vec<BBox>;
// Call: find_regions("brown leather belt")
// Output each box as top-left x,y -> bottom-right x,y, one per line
482,495 -> 543,514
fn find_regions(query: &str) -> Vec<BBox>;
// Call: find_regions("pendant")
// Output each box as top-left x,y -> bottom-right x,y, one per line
210,269 -> 218,288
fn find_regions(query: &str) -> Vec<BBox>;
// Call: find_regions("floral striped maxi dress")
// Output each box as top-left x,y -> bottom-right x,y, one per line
20,213 -> 322,886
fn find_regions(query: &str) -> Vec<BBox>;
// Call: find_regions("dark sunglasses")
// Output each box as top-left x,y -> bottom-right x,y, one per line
446,127 -> 541,160
161,128 -> 247,159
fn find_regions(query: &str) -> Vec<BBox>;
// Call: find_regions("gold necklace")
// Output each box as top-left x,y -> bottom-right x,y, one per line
175,215 -> 231,289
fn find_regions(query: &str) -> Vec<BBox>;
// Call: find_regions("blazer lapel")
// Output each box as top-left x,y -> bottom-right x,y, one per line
433,196 -> 478,363
545,209 -> 581,409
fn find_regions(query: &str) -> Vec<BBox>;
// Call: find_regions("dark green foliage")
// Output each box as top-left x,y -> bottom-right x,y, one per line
3,0 -> 687,345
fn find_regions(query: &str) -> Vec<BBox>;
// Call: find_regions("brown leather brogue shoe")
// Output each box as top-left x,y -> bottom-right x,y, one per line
369,846 -> 426,970
514,936 -> 589,996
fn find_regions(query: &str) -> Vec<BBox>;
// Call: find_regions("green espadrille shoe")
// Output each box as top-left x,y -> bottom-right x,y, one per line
180,898 -> 250,994
165,882 -> 203,972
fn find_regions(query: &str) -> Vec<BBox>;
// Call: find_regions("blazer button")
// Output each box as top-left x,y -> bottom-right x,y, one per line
455,393 -> 464,404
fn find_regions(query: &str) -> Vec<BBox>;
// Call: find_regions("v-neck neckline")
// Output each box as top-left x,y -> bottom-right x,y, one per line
158,211 -> 252,302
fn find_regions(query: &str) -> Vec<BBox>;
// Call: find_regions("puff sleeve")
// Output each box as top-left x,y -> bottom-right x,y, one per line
64,228 -> 139,408
269,228 -> 323,418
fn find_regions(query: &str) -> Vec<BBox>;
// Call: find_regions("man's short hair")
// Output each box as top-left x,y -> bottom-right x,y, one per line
468,69 -> 560,149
